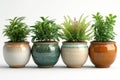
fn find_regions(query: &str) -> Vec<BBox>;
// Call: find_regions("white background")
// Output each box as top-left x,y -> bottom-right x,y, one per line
0,0 -> 120,80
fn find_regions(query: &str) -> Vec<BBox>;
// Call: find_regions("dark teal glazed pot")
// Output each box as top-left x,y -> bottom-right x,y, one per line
32,42 -> 60,67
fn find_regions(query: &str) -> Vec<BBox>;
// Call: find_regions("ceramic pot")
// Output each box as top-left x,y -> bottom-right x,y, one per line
3,42 -> 30,68
89,41 -> 117,68
61,42 -> 88,68
32,42 -> 60,67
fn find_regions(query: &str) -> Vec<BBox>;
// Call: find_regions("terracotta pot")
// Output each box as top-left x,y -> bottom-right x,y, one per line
31,42 -> 60,68
61,42 -> 88,68
3,42 -> 30,68
89,41 -> 117,68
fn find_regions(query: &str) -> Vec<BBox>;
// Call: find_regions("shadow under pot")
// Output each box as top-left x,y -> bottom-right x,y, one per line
89,41 -> 117,68
3,42 -> 31,68
61,42 -> 88,68
31,42 -> 60,68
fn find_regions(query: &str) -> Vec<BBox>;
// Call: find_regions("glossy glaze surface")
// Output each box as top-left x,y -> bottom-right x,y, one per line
32,42 -> 60,67
89,41 -> 117,68
61,42 -> 88,68
3,42 -> 30,68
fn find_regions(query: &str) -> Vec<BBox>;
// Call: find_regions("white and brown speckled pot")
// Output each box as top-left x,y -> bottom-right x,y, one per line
61,42 -> 88,68
3,42 -> 30,68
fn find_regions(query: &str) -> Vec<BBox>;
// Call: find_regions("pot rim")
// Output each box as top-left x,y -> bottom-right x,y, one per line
5,41 -> 29,44
33,41 -> 58,44
62,41 -> 87,44
91,41 -> 116,44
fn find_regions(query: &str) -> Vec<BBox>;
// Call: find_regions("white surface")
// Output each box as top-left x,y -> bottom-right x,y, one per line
0,0 -> 120,80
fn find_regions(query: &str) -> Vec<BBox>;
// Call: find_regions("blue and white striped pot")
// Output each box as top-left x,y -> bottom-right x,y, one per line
61,42 -> 88,68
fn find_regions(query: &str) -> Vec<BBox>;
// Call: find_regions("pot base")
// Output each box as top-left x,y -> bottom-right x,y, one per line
67,66 -> 82,68
38,66 -> 53,68
95,65 -> 110,68
10,65 -> 25,68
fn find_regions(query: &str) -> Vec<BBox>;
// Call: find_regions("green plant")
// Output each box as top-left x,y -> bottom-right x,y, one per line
92,12 -> 117,41
61,15 -> 93,42
31,17 -> 61,42
3,17 -> 29,42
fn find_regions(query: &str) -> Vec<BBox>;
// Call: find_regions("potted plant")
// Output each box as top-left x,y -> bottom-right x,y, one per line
31,17 -> 61,68
61,15 -> 93,68
3,17 -> 30,68
89,12 -> 117,68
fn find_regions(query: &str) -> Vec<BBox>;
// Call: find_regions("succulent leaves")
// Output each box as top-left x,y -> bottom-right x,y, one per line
31,17 -> 61,42
92,12 -> 117,41
61,15 -> 93,42
3,17 -> 29,42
